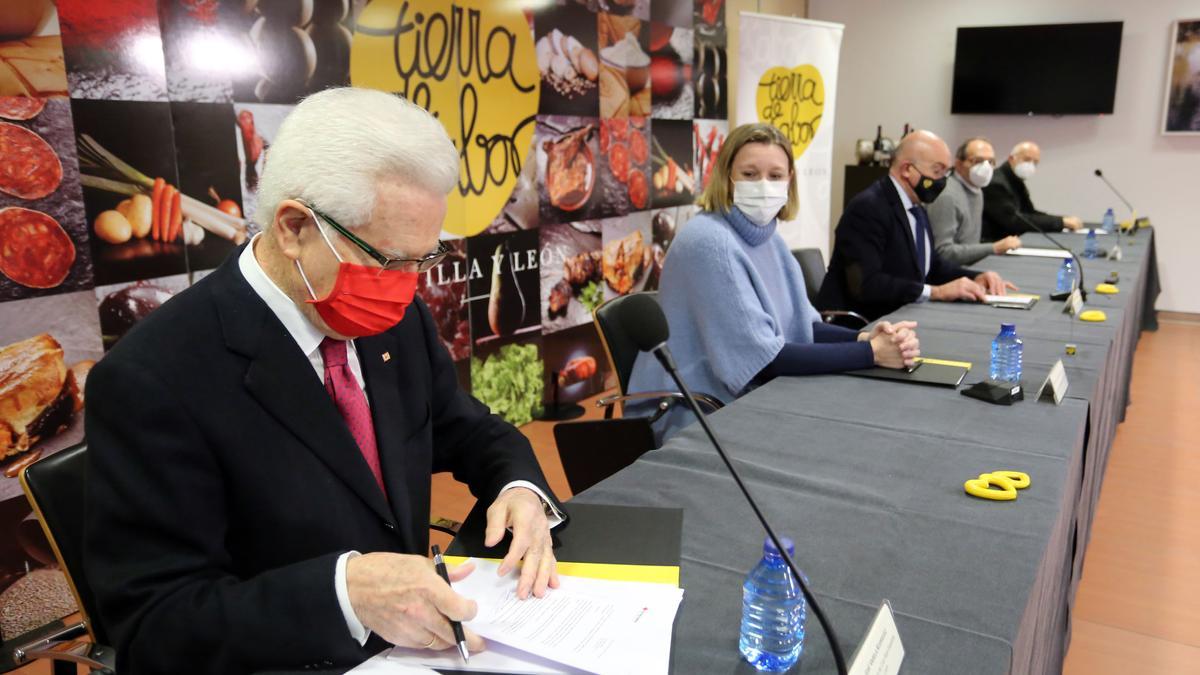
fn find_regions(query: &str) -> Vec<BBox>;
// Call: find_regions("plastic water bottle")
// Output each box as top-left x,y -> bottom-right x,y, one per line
989,323 -> 1024,383
1056,258 -> 1077,293
1102,208 -> 1115,231
1083,228 -> 1099,259
739,537 -> 806,672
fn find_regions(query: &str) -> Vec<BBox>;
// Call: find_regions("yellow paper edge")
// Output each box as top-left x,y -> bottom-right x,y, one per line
444,556 -> 680,587
1007,292 -> 1041,299
914,357 -> 973,370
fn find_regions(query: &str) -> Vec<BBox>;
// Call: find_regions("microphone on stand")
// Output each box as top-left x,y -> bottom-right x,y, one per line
1093,169 -> 1135,215
618,294 -> 849,675
1013,212 -> 1088,302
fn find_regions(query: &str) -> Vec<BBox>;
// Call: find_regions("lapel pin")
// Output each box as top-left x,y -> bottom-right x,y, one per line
382,352 -> 391,362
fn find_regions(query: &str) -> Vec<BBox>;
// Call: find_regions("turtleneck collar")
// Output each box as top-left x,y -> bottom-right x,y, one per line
725,206 -> 777,246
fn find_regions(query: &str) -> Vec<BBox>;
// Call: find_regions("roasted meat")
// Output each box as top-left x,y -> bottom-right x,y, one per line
547,279 -> 573,319
0,334 -> 70,458
563,249 -> 602,287
602,230 -> 646,295
544,125 -> 594,209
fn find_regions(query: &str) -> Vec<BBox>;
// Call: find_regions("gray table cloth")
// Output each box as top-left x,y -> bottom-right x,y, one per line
572,229 -> 1159,674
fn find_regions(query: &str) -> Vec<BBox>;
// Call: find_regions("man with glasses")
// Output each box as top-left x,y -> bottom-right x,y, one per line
818,130 -> 1015,321
982,140 -> 1085,241
927,137 -> 1022,266
84,88 -> 565,673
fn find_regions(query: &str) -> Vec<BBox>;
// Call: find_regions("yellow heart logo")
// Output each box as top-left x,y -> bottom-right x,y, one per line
755,65 -> 825,158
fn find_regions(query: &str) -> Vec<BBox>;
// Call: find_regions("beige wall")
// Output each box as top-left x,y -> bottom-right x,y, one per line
810,0 -> 1200,313
725,0 -> 809,125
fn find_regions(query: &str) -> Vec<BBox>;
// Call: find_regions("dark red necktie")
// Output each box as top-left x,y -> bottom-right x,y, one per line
319,338 -> 386,495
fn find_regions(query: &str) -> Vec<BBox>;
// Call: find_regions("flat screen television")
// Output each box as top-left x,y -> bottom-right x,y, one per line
951,22 -> 1123,115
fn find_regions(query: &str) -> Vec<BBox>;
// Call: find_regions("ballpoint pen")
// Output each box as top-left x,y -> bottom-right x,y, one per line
430,545 -> 470,661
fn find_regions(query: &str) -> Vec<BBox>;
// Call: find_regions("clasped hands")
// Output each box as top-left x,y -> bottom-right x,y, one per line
346,487 -> 556,652
860,320 -> 921,369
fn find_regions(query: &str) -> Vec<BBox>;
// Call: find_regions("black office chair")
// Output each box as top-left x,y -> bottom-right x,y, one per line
12,444 -> 114,674
791,248 -> 869,329
553,418 -> 657,494
592,292 -> 722,422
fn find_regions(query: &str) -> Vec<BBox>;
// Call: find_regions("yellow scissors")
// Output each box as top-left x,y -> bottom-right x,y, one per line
964,471 -> 1031,501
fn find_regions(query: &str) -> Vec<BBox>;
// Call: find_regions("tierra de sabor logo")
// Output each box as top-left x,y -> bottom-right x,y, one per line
352,0 -> 539,237
756,65 -> 824,158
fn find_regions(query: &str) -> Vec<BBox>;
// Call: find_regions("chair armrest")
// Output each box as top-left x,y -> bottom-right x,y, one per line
596,391 -> 724,414
429,517 -> 462,537
820,310 -> 869,329
11,622 -> 114,673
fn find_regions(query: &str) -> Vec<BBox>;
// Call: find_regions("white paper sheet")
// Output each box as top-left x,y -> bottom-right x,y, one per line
984,294 -> 1037,308
346,559 -> 683,675
1005,247 -> 1073,259
456,558 -> 682,675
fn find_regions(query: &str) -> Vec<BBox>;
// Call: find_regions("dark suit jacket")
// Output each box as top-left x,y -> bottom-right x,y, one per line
817,177 -> 979,321
981,161 -> 1064,240
83,251 -> 563,674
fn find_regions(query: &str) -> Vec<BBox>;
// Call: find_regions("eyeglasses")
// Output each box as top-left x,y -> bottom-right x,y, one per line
965,157 -> 996,167
304,203 -> 448,274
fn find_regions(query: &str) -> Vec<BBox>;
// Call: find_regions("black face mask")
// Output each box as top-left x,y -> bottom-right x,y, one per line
908,168 -> 947,204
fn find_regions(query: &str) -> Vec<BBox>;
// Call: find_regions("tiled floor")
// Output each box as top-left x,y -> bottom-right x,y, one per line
1062,319 -> 1200,674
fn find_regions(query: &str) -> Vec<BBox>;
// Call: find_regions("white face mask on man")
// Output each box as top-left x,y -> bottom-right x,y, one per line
1013,161 -> 1037,181
732,179 -> 789,226
968,161 -> 993,188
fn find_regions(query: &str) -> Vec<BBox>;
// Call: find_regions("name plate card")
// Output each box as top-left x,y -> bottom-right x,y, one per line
1063,289 -> 1084,316
849,600 -> 905,675
1036,360 -> 1070,405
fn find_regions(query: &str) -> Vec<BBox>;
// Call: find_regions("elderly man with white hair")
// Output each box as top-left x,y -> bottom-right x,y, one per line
83,88 -> 565,673
982,140 -> 1084,240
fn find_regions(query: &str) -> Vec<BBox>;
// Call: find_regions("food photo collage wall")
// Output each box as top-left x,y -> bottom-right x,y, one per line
0,0 -> 728,638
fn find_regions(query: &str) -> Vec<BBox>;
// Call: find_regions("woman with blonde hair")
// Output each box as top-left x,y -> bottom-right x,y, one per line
627,123 -> 920,441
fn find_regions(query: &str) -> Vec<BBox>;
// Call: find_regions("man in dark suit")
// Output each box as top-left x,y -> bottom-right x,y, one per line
818,130 -> 1014,321
982,141 -> 1084,240
84,88 -> 565,674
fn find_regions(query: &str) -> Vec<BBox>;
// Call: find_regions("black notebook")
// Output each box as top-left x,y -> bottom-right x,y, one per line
448,501 -> 683,571
846,358 -> 971,388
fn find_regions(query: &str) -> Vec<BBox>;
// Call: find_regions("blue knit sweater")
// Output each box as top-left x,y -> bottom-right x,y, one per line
627,208 -> 873,441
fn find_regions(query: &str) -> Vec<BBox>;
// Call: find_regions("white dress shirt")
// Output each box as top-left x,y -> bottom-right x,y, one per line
888,175 -> 932,302
238,236 -> 562,645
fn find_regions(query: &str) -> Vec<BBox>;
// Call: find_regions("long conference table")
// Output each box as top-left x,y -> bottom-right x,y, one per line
573,229 -> 1160,674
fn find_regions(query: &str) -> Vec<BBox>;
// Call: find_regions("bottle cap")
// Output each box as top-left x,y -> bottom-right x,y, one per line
763,536 -> 795,556
1001,323 -> 1015,332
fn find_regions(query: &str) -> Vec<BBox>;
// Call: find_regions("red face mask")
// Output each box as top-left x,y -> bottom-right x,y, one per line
296,223 -> 419,338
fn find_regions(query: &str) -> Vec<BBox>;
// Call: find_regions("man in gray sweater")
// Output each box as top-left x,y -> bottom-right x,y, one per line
927,137 -> 1022,266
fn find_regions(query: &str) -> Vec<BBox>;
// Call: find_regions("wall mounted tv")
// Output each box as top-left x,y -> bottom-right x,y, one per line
951,22 -> 1123,115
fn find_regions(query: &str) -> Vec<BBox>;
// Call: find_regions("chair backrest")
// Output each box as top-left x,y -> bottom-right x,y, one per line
553,419 -> 657,495
20,443 -> 107,646
594,291 -> 658,395
792,248 -> 827,306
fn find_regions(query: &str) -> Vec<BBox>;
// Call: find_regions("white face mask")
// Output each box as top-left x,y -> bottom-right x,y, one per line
1013,161 -> 1036,180
968,161 -> 993,188
732,179 -> 789,226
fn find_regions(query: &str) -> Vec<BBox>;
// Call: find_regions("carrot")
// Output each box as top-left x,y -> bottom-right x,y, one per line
169,189 -> 182,242
150,177 -> 165,240
667,159 -> 677,192
158,185 -> 174,242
